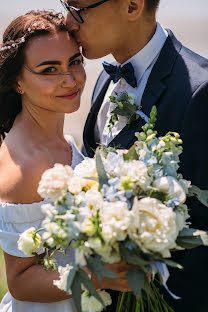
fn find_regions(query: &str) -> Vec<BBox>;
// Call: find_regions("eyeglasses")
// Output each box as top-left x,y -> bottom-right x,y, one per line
24,62 -> 85,81
60,0 -> 110,24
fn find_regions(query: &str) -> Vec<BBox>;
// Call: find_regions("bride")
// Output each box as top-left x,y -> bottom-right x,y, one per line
0,10 -> 131,312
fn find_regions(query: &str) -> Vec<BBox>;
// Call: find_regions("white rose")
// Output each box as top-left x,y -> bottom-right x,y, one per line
68,159 -> 98,194
67,176 -> 83,194
53,264 -> 73,294
100,201 -> 130,243
81,290 -> 112,312
18,227 -> 42,256
153,176 -> 186,204
74,158 -> 97,178
38,163 -> 73,201
128,198 -> 178,258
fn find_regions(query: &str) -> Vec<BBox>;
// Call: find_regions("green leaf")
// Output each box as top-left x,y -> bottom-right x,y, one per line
149,106 -> 157,121
126,269 -> 145,299
85,177 -> 99,182
113,107 -> 129,116
123,144 -> 139,160
95,152 -> 109,189
188,185 -> 208,207
162,259 -> 183,269
79,269 -> 105,307
177,228 -> 208,248
119,241 -> 149,272
71,272 -> 82,312
143,276 -> 154,299
66,265 -> 78,292
86,255 -> 118,285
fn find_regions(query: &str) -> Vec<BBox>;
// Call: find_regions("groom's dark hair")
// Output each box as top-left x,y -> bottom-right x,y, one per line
146,0 -> 160,11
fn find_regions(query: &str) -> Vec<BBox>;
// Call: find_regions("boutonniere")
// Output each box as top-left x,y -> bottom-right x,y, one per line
107,91 -> 149,132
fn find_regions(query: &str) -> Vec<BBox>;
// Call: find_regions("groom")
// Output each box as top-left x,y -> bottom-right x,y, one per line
64,0 -> 208,311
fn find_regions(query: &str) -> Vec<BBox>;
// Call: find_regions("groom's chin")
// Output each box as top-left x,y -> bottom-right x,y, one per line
82,46 -> 109,60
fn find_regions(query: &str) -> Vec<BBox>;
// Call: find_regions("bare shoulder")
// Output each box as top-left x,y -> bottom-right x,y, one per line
0,140 -> 52,203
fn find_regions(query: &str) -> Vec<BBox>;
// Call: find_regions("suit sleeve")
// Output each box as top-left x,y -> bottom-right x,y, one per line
165,81 -> 208,311
180,80 -> 208,229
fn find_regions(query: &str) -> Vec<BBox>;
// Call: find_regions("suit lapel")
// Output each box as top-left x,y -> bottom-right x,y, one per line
83,74 -> 111,157
109,30 -> 182,149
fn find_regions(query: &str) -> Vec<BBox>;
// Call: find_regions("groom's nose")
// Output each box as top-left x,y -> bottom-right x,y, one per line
66,13 -> 80,32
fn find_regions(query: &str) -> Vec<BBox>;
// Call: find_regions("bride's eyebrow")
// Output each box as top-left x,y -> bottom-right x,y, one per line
36,52 -> 82,68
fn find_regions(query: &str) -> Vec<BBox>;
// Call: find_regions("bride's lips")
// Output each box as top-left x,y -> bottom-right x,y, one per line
57,90 -> 79,100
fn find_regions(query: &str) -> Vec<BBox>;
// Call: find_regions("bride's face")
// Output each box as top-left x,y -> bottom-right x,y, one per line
16,31 -> 86,114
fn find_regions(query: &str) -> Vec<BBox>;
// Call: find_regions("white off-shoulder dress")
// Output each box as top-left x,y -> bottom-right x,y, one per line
0,136 -> 84,312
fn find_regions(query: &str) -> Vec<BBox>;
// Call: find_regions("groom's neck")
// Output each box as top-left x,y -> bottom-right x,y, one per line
113,19 -> 157,64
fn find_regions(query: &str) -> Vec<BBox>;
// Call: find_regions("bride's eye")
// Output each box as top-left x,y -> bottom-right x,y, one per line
41,67 -> 57,74
70,58 -> 84,67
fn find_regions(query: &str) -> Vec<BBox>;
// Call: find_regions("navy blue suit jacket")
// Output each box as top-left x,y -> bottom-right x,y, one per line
83,30 -> 208,312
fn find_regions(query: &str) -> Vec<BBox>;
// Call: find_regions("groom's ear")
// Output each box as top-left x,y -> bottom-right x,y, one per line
126,0 -> 144,21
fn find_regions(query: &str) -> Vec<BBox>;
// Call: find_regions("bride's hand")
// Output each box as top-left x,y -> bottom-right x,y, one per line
86,260 -> 135,292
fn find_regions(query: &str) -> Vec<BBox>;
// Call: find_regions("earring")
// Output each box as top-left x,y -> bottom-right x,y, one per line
17,88 -> 23,94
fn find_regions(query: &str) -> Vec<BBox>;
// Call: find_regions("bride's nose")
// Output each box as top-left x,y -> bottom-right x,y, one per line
60,73 -> 77,88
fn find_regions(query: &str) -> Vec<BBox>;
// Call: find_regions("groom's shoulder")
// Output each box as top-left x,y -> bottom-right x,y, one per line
180,44 -> 208,72
178,45 -> 208,92
171,32 -> 208,85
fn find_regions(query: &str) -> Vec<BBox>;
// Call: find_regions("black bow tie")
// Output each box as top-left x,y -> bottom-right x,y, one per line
102,61 -> 137,88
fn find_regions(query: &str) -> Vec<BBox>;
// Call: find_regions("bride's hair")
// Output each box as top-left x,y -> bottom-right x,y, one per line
0,10 -> 67,143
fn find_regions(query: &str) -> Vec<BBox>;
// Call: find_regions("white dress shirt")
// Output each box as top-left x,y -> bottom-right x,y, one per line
95,22 -> 168,146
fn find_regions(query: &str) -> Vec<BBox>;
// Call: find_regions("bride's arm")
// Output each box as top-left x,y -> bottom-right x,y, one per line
4,252 -> 131,303
4,252 -> 72,302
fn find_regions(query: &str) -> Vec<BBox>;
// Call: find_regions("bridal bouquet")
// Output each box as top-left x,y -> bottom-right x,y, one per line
18,95 -> 208,312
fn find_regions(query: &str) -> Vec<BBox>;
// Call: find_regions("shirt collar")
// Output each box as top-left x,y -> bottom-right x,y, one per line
117,23 -> 168,84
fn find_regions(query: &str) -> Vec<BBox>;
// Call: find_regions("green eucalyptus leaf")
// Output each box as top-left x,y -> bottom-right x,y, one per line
188,185 -> 208,207
123,102 -> 137,115
66,265 -> 78,292
162,259 -> 183,269
113,107 -> 129,116
71,272 -> 82,312
86,255 -> 118,285
177,228 -> 208,248
79,269 -> 105,307
126,269 -> 145,299
123,144 -> 139,160
119,241 -> 149,272
95,152 -> 109,189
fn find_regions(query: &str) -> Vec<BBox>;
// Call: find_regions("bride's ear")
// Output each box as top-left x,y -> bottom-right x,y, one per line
14,80 -> 24,95
127,0 -> 144,21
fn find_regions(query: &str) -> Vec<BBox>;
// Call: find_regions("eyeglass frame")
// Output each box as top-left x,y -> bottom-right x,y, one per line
60,0 -> 110,24
23,65 -> 84,80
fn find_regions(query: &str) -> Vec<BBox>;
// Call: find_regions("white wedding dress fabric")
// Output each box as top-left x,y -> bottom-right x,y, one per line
0,136 -> 84,312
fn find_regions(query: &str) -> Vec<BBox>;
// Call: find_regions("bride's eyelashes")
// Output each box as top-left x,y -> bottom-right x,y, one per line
39,57 -> 85,75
